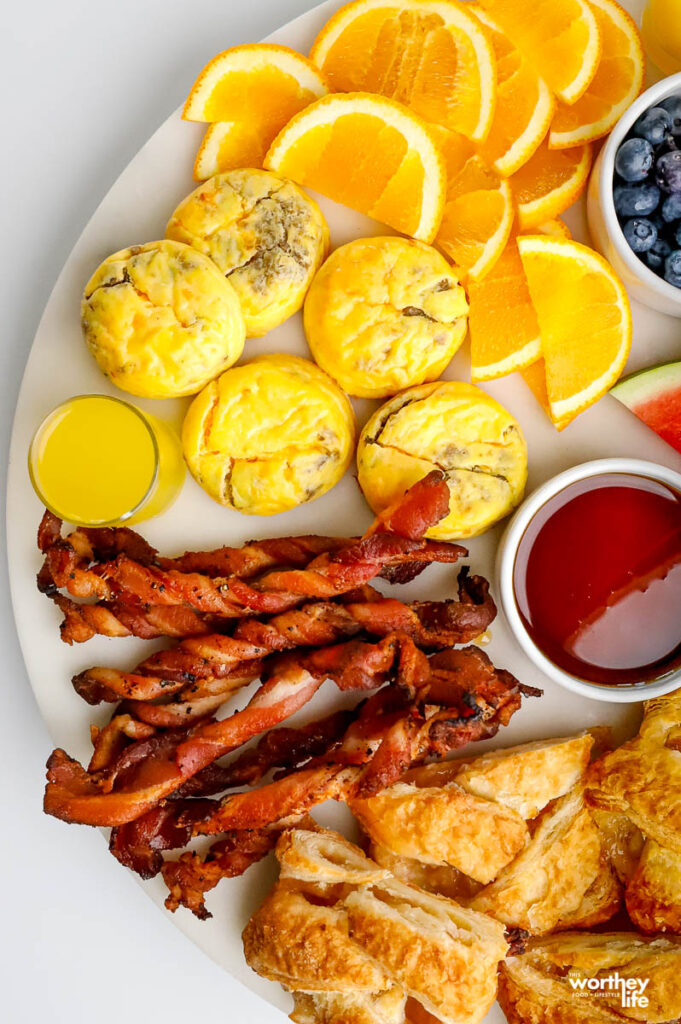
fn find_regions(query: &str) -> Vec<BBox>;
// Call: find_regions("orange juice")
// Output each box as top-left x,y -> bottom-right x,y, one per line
642,0 -> 681,74
29,395 -> 185,526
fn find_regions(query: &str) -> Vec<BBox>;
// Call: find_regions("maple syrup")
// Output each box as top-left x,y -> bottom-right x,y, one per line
513,473 -> 681,686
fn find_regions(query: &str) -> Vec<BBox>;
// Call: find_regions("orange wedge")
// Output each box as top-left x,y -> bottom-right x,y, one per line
549,0 -> 644,149
183,44 -> 327,122
183,45 -> 328,179
468,235 -> 540,381
475,0 -> 601,105
434,128 -> 514,282
471,5 -> 555,176
309,0 -> 496,142
509,137 -> 592,229
193,123 -> 269,180
520,359 -> 578,430
535,217 -> 572,238
264,93 -> 446,242
517,236 -> 632,424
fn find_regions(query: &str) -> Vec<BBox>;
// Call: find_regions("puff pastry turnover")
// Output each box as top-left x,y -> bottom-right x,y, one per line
352,734 -> 594,887
470,787 -> 603,934
499,932 -> 681,1024
243,827 -> 508,1024
586,690 -> 681,853
626,839 -> 681,935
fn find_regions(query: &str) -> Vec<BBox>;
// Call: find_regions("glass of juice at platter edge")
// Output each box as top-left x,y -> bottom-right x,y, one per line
28,394 -> 186,527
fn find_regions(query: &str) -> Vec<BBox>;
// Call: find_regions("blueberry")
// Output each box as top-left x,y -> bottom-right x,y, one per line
663,249 -> 681,287
660,95 -> 681,136
662,193 -> 681,222
615,137 -> 654,182
623,217 -> 658,253
645,236 -> 672,272
655,149 -> 681,192
613,183 -> 660,217
632,106 -> 672,145
676,223 -> 681,248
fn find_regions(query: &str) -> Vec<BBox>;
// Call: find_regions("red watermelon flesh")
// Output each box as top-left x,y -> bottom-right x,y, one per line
611,361 -> 681,455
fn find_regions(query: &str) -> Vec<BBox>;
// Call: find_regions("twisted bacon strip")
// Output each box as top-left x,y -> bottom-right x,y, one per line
109,712 -> 354,877
161,652 -> 539,917
39,473 -> 461,616
71,568 -> 495,707
44,632 -> 432,827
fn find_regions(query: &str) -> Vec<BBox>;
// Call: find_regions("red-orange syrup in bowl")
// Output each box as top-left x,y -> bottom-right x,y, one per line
513,474 -> 681,686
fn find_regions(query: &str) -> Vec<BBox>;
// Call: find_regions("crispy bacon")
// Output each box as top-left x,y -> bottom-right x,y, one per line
72,569 -> 494,709
39,472 -> 462,614
162,829 -> 280,920
44,632 -> 431,827
162,658 -> 537,917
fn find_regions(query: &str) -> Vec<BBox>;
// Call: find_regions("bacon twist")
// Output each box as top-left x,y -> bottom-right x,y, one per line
71,568 -> 495,707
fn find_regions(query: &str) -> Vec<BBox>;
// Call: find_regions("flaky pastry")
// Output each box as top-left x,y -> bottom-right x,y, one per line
243,827 -> 508,1024
499,932 -> 681,1024
352,781 -> 529,884
470,787 -> 602,934
586,690 -> 681,853
626,840 -> 681,935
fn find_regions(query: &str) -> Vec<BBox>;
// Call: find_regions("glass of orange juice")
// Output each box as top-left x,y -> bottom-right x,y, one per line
28,394 -> 186,526
642,0 -> 681,74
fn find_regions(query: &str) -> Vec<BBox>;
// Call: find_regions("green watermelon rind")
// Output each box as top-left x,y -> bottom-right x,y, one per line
610,361 -> 681,410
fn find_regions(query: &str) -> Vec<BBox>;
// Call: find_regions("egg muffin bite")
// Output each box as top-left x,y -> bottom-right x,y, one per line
166,169 -> 329,337
81,239 -> 245,399
304,237 -> 468,399
357,382 -> 527,540
183,353 -> 355,516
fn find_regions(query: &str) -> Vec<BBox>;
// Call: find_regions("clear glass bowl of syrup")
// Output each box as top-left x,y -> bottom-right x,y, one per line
497,459 -> 681,702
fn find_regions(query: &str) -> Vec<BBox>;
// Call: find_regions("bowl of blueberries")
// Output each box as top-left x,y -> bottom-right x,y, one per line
587,71 -> 681,316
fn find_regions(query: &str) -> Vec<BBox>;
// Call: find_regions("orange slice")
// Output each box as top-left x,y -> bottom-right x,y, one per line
184,45 -> 328,180
471,5 -> 555,176
475,0 -> 601,105
468,236 -> 540,381
517,236 -> 632,424
549,0 -> 644,149
520,359 -> 578,430
535,217 -> 572,238
509,137 -> 592,229
183,44 -> 327,122
434,128 -> 514,282
193,123 -> 267,180
309,0 -> 496,142
264,93 -> 446,242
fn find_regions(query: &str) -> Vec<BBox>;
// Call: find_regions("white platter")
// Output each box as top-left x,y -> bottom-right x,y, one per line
7,0 -> 681,1020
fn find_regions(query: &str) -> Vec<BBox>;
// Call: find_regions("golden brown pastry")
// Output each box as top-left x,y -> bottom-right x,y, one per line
439,733 -> 594,819
499,932 -> 681,1024
626,840 -> 681,935
345,877 -> 507,1024
589,809 -> 645,884
291,988 -> 406,1024
352,781 -> 529,884
470,787 -> 603,934
352,734 -> 594,892
586,689 -> 681,853
553,860 -> 622,931
243,827 -> 508,1024
369,842 -> 483,902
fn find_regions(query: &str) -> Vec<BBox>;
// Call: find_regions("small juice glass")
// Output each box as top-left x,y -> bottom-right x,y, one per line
28,394 -> 186,526
642,0 -> 681,75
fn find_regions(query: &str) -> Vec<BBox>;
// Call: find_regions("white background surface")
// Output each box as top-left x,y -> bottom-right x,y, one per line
0,2 -> 318,1021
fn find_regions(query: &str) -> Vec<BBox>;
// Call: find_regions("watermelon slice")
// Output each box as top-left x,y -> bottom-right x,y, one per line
610,362 -> 681,455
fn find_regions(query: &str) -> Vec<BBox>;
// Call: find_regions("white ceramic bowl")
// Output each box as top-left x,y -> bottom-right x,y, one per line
587,72 -> 681,316
496,458 -> 681,703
